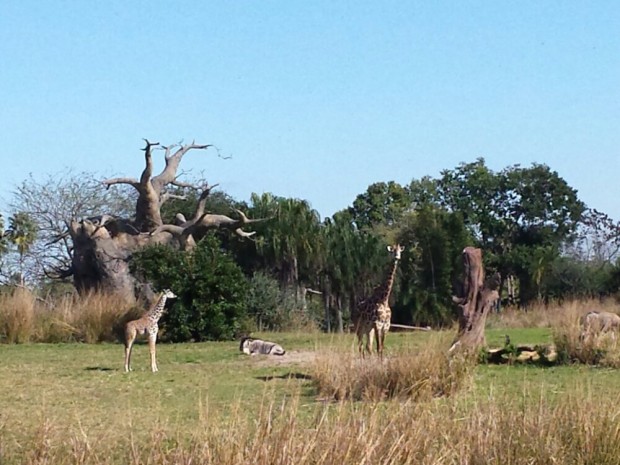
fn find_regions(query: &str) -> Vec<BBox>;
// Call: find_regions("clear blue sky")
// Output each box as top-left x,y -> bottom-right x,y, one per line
1,1 -> 619,221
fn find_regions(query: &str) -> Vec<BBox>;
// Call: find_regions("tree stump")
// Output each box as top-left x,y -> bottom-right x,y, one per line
449,247 -> 500,353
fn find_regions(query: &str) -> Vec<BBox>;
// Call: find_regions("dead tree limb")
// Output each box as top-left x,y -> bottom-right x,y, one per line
150,184 -> 266,248
101,140 -> 212,232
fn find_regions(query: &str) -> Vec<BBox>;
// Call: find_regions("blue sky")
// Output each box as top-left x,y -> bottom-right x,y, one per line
1,1 -> 619,221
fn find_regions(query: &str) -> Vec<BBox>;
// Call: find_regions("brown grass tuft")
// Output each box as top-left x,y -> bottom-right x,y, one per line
0,287 -> 36,343
0,288 -> 135,344
552,304 -> 620,367
312,333 -> 474,401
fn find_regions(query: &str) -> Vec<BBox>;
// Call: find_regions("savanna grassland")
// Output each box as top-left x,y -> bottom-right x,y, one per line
3,294 -> 620,464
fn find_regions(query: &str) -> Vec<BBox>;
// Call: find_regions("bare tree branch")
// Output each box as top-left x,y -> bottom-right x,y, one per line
170,179 -> 199,189
192,183 -> 220,221
161,143 -> 179,159
152,142 -> 212,191
159,193 -> 188,207
140,139 -> 160,185
234,228 -> 256,239
102,178 -> 140,190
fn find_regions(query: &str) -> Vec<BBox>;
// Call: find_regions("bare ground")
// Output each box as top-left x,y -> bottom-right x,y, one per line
249,350 -> 317,366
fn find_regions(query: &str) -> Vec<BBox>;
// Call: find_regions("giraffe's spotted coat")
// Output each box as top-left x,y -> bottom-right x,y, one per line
124,289 -> 176,372
354,245 -> 404,359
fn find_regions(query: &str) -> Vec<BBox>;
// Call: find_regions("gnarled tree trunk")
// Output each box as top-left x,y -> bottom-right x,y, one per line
449,247 -> 500,353
55,140 -> 264,301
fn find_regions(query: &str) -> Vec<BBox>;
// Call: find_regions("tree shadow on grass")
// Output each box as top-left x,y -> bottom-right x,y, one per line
256,372 -> 312,381
85,366 -> 116,371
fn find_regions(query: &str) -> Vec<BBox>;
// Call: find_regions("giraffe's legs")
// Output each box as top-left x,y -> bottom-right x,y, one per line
357,330 -> 365,358
367,327 -> 375,357
355,320 -> 365,357
376,328 -> 385,360
124,326 -> 136,372
148,333 -> 158,373
356,324 -> 373,358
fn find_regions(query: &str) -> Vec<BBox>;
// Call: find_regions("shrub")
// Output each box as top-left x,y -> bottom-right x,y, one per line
131,234 -> 249,341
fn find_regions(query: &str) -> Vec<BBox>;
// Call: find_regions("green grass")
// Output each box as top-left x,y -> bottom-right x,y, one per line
3,328 -> 620,463
486,327 -> 553,346
0,339 -> 312,450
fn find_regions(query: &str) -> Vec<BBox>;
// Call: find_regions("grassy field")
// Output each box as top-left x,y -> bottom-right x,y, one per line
4,325 -> 620,463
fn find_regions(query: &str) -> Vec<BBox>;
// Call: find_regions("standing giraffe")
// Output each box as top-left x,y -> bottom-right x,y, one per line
354,244 -> 405,359
124,289 -> 177,372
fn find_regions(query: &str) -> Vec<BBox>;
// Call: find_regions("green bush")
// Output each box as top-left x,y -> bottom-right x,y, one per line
131,234 -> 249,341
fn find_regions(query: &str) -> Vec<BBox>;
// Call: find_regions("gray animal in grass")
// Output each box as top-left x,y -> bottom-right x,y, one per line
580,310 -> 620,340
239,337 -> 286,356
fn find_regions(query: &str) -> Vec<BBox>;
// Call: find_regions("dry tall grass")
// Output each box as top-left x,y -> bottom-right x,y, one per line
312,334 -> 474,401
0,288 -> 136,343
551,304 -> 620,367
487,298 -> 620,329
5,385 -> 620,464
0,287 -> 36,343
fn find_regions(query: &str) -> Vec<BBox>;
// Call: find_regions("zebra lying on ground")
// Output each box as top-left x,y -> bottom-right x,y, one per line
239,337 -> 286,356
580,310 -> 620,340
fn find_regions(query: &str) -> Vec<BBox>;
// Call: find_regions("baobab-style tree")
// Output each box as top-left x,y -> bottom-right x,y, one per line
51,140 -> 262,300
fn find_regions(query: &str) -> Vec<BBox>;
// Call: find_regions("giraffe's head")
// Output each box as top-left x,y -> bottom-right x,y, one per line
162,289 -> 177,299
387,244 -> 405,261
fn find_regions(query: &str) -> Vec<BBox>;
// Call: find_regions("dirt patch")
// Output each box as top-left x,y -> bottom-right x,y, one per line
249,350 -> 316,366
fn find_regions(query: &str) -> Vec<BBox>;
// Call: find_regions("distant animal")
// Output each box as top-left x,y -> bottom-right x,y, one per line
124,289 -> 177,372
580,310 -> 620,340
239,337 -> 286,356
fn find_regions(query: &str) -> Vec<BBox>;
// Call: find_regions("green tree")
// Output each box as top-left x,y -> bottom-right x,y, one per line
249,194 -> 322,298
131,234 -> 249,341
6,212 -> 38,286
393,206 -> 470,326
436,158 -> 585,305
320,214 -> 385,331
347,181 -> 413,233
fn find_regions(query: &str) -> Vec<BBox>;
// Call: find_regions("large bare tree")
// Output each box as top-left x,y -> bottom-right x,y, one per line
53,140 -> 261,300
449,247 -> 500,352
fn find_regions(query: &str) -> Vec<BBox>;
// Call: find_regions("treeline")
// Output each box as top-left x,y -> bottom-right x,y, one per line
138,158 -> 620,334
2,158 -> 620,339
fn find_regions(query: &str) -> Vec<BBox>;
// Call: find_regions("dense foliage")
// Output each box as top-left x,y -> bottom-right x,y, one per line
130,234 -> 249,341
3,157 -> 620,335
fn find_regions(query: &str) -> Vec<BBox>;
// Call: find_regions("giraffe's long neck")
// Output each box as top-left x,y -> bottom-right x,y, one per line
146,293 -> 168,322
377,258 -> 399,305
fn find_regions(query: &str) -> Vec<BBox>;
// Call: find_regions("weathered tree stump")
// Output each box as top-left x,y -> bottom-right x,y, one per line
449,247 -> 500,353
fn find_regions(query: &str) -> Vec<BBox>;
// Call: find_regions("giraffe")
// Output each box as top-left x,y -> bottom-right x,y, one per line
354,244 -> 405,359
124,289 -> 177,372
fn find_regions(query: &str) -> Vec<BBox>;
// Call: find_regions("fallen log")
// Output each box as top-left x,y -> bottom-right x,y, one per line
485,344 -> 557,365
389,324 -> 432,332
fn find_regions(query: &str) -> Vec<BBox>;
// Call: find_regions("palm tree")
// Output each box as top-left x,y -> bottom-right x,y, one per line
7,212 -> 38,286
250,194 -> 322,302
321,214 -> 385,332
